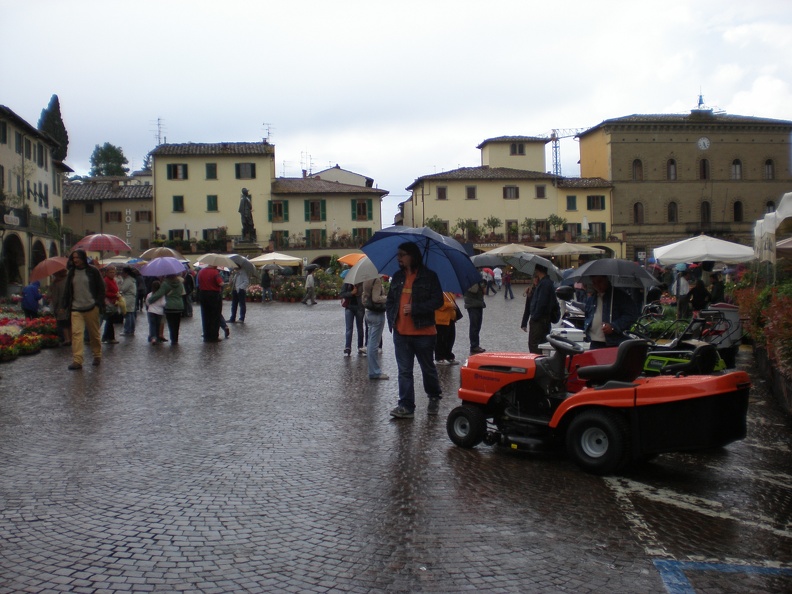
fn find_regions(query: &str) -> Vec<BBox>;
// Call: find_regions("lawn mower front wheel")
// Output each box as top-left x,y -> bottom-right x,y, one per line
447,405 -> 487,448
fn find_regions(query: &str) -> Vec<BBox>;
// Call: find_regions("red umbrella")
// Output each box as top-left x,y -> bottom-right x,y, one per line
73,233 -> 132,253
29,256 -> 69,283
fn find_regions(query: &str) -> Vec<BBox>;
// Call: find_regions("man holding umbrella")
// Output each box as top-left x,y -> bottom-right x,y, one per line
583,275 -> 639,349
385,242 -> 444,419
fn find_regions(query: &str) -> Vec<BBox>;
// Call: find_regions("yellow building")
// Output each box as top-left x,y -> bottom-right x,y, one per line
0,105 -> 71,293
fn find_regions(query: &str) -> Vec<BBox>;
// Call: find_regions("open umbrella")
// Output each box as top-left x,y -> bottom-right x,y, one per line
29,256 -> 68,283
250,252 -> 303,267
503,253 -> 562,282
228,254 -> 256,276
197,253 -> 238,269
262,263 -> 283,271
140,256 -> 187,277
547,242 -> 605,256
653,234 -> 755,265
305,263 -> 320,272
342,257 -> 380,285
566,258 -> 659,289
140,246 -> 183,260
486,243 -> 549,255
470,252 -> 507,268
361,226 -> 479,294
338,253 -> 366,266
73,233 -> 132,253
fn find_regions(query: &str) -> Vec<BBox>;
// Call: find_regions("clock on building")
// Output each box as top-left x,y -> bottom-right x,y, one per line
697,136 -> 711,150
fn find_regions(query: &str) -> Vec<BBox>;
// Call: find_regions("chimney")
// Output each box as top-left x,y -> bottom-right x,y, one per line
302,169 -> 307,178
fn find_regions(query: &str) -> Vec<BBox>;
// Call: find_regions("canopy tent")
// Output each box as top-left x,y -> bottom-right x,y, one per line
754,192 -> 792,264
250,252 -> 303,267
777,236 -> 792,258
547,242 -> 604,256
654,234 -> 755,265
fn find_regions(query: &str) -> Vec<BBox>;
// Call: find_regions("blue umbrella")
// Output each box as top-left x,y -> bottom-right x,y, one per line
361,226 -> 480,294
140,256 -> 186,277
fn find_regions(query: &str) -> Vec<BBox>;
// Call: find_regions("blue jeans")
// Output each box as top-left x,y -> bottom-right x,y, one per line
366,310 -> 386,377
345,306 -> 364,350
231,289 -> 246,321
467,307 -> 483,350
393,332 -> 441,412
123,311 -> 137,334
503,283 -> 514,299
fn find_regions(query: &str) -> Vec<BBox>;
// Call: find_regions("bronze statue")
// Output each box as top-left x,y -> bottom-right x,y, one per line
238,188 -> 256,241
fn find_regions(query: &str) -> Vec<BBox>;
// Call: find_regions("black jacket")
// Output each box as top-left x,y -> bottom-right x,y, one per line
386,267 -> 443,332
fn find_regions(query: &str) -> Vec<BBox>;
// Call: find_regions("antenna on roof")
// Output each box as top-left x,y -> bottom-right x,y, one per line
262,122 -> 274,143
151,117 -> 165,145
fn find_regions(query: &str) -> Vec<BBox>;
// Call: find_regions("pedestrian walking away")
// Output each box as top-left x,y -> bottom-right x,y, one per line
197,264 -> 224,342
340,281 -> 365,356
229,267 -> 250,323
385,241 -> 443,418
362,275 -> 388,379
302,268 -> 317,305
119,267 -> 138,335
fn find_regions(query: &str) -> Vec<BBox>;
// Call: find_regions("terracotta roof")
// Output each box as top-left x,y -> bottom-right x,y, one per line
272,177 -> 388,196
64,182 -> 153,202
476,136 -> 549,149
557,177 -> 612,189
406,166 -> 558,190
150,142 -> 275,156
580,111 -> 792,137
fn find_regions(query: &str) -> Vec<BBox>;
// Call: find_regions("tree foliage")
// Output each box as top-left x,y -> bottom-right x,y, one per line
90,142 -> 129,176
37,94 -> 69,161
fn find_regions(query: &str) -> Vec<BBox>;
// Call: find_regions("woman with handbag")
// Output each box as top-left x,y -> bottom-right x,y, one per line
434,291 -> 461,365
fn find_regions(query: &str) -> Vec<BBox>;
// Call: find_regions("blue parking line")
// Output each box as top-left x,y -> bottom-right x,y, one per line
655,559 -> 792,594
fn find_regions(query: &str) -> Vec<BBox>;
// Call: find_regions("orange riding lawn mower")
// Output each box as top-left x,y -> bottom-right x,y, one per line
446,333 -> 751,475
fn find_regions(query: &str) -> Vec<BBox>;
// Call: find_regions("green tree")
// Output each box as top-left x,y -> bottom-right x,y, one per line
484,215 -> 502,235
424,215 -> 448,235
37,94 -> 69,161
90,142 -> 129,176
547,213 -> 567,234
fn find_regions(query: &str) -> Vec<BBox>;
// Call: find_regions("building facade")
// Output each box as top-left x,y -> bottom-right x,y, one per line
0,105 -> 71,294
578,107 -> 792,261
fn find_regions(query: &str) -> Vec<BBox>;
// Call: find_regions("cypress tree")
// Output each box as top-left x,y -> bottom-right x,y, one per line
37,94 -> 69,162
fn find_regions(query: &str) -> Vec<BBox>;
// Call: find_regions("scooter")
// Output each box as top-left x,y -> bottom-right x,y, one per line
446,335 -> 751,475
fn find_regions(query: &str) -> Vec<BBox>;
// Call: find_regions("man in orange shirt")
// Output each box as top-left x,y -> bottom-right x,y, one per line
385,242 -> 444,418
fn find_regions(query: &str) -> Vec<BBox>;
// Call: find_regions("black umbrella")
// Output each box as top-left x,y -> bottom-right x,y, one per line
566,258 -> 659,289
305,264 -> 320,271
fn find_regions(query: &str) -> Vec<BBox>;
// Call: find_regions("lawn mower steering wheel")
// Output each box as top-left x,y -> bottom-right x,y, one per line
548,335 -> 585,355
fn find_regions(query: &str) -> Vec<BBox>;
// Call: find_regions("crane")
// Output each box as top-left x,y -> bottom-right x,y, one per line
546,128 -> 589,176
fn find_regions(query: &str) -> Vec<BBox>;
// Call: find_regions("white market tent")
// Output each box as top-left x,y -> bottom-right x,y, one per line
654,234 -> 755,265
250,252 -> 303,267
754,192 -> 792,264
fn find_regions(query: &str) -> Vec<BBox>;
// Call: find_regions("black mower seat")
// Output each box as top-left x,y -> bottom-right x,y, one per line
576,339 -> 650,386
661,343 -> 719,376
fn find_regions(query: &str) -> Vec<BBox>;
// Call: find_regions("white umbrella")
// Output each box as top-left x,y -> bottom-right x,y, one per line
250,251 -> 303,266
197,253 -> 238,269
343,256 -> 381,285
486,243 -> 549,255
654,235 -> 755,265
548,242 -> 604,256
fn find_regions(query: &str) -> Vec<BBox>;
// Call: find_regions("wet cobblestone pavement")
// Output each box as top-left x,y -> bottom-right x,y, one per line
1,293 -> 791,592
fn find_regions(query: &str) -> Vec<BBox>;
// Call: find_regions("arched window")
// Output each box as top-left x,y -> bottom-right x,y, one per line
668,201 -> 678,223
733,201 -> 743,222
699,159 -> 710,180
701,201 -> 711,224
667,159 -> 677,181
632,159 -> 643,181
765,159 -> 775,180
634,202 -> 644,224
730,159 -> 742,180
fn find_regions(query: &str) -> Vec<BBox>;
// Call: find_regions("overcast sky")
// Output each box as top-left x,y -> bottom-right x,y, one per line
3,0 -> 790,223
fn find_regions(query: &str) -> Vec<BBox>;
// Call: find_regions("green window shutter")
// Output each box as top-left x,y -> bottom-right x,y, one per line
235,164 -> 240,179
320,199 -> 326,221
351,199 -> 357,220
250,163 -> 256,179
283,200 -> 289,222
367,198 -> 373,221
352,229 -> 358,240
304,200 -> 310,222
267,200 -> 273,222
321,229 -> 327,246
183,164 -> 188,180
305,229 -> 311,248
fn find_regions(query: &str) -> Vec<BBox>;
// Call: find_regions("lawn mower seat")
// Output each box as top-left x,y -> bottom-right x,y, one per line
576,339 -> 650,386
661,343 -> 719,376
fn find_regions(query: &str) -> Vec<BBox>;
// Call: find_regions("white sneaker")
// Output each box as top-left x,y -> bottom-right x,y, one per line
358,347 -> 367,354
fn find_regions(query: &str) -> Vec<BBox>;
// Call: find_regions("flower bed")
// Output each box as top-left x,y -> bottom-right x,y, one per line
0,314 -> 58,362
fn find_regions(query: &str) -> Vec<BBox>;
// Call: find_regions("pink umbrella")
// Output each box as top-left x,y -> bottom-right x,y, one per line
29,256 -> 69,283
73,233 -> 132,254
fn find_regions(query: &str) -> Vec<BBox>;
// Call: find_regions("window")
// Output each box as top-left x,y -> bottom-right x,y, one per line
268,200 -> 288,223
667,201 -> 678,223
565,223 -> 581,238
589,222 -> 606,240
765,159 -> 775,180
634,202 -> 644,224
465,186 -> 477,200
536,185 -> 546,199
632,159 -> 643,181
503,186 -> 519,199
306,228 -> 325,248
63,203 -> 70,215
733,201 -> 744,222
235,163 -> 256,179
24,138 -> 32,160
0,165 -> 4,190
506,219 -> 518,241
173,195 -> 184,212
510,143 -> 525,155
135,210 -> 152,222
566,195 -> 577,211
352,199 -> 373,221
586,195 -> 605,210
0,121 -> 6,144
166,164 -> 188,180
37,143 -> 44,167
105,211 -> 122,223
437,186 -> 448,200
352,228 -> 373,244
305,199 -> 326,222
206,163 -> 217,179
207,195 -> 218,212
168,229 -> 185,241
701,201 -> 711,224
667,159 -> 677,181
85,203 -> 95,214
730,159 -> 742,180
699,159 -> 710,180
15,131 -> 22,154
139,238 -> 150,250
273,230 -> 289,249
